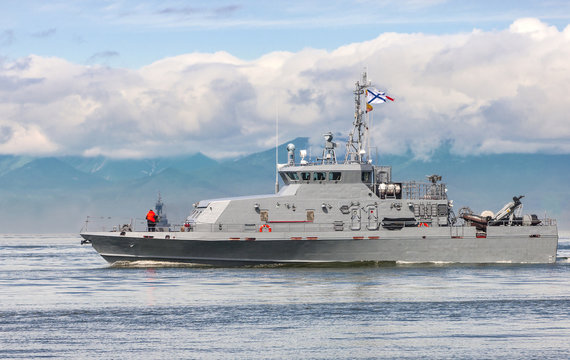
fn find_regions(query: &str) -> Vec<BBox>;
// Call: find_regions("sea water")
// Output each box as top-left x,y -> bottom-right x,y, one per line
0,233 -> 569,359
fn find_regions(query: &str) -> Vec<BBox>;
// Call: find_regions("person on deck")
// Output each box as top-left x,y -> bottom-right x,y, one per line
146,209 -> 157,232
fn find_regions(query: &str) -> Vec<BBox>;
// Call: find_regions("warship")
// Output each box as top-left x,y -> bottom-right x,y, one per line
80,72 -> 559,265
154,193 -> 171,231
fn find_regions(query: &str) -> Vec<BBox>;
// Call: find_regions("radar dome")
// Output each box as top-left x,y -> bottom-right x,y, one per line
287,143 -> 295,151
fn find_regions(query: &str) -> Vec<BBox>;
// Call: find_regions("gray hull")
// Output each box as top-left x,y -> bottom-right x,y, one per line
81,225 -> 558,265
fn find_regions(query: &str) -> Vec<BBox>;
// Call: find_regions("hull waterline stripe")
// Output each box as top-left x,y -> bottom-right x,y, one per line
268,220 -> 313,223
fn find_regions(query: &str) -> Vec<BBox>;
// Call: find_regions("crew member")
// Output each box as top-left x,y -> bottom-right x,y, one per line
146,209 -> 157,232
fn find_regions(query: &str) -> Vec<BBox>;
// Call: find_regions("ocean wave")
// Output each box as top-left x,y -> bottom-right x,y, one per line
109,260 -> 212,268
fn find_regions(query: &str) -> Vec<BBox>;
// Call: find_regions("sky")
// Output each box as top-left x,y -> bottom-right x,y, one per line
0,0 -> 569,159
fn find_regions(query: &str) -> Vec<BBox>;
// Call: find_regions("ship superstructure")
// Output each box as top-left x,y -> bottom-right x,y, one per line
80,72 -> 558,265
155,192 -> 170,231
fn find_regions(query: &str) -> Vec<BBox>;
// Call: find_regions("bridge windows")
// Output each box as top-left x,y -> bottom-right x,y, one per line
285,172 -> 299,181
329,172 -> 342,181
281,170 -> 344,183
313,172 -> 326,181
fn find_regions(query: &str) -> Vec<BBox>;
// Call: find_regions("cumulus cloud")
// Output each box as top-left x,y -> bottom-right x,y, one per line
0,18 -> 568,158
0,123 -> 59,154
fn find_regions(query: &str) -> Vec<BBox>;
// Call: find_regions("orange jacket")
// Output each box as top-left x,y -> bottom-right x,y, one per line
146,210 -> 157,222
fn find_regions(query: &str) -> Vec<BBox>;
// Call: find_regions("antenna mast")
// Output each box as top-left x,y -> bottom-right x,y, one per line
275,103 -> 279,194
344,70 -> 371,164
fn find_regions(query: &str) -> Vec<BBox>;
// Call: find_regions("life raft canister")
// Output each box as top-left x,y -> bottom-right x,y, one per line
259,224 -> 272,232
418,222 -> 429,227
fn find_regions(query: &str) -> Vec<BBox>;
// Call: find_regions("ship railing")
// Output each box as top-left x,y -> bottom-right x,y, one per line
81,216 -> 557,234
485,217 -> 557,227
81,216 -> 132,232
80,216 -> 185,233
81,216 -> 344,233
541,218 -> 557,226
190,222 -> 341,233
400,181 -> 447,200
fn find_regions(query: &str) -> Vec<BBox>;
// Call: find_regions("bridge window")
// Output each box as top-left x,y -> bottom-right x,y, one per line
329,172 -> 342,181
313,172 -> 326,181
301,172 -> 311,181
286,172 -> 299,181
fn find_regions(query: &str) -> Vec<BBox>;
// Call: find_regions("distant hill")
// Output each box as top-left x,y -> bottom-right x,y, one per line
60,152 -> 218,181
0,139 -> 567,233
0,157 -> 107,190
0,155 -> 34,176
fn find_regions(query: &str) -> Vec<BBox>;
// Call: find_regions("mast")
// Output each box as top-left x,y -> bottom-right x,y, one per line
156,192 -> 164,217
275,102 -> 279,193
344,71 -> 371,164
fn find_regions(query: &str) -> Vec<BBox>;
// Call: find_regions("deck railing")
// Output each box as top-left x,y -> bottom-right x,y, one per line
401,181 -> 447,200
81,216 -> 183,233
81,215 -> 557,234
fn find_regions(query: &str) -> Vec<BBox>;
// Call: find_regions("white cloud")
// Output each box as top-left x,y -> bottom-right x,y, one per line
0,18 -> 568,159
508,17 -> 559,39
0,122 -> 59,155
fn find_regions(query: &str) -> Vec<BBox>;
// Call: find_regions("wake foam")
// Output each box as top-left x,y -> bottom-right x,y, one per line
109,260 -> 211,268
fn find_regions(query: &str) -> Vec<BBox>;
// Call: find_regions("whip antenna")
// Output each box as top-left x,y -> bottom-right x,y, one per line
275,102 -> 279,194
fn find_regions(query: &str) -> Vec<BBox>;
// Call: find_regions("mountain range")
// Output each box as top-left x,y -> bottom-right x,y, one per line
0,138 -> 568,233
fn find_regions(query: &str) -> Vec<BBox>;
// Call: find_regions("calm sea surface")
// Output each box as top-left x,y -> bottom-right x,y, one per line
1,233 -> 569,359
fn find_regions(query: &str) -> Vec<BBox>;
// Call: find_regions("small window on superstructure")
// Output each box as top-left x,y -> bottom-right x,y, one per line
361,171 -> 372,183
329,172 -> 342,181
301,172 -> 311,181
313,172 -> 325,181
286,172 -> 299,181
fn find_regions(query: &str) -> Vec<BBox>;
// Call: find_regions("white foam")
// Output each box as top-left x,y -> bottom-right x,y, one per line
110,260 -> 210,268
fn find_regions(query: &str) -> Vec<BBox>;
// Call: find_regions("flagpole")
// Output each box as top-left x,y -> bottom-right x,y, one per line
368,110 -> 372,163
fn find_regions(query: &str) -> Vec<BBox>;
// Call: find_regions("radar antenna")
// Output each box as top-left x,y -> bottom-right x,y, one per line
320,132 -> 337,164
